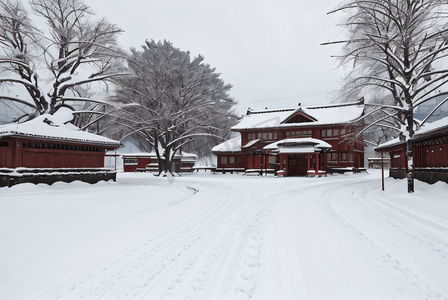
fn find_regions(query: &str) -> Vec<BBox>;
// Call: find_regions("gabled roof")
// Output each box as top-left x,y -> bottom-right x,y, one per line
232,99 -> 364,131
281,109 -> 317,124
0,108 -> 121,147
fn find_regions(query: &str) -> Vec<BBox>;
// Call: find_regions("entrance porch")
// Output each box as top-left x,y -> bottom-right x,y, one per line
264,138 -> 331,177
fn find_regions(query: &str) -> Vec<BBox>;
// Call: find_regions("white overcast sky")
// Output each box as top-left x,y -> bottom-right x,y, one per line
88,0 -> 345,115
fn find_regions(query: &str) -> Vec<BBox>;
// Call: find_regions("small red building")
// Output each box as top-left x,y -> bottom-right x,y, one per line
375,116 -> 448,184
374,138 -> 407,179
213,100 -> 365,176
122,152 -> 196,173
0,109 -> 120,169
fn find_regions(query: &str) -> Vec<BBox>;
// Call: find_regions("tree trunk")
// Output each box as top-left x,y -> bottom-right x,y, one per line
406,139 -> 414,193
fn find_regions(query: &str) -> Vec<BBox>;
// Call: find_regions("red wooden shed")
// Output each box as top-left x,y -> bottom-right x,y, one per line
0,109 -> 121,186
0,109 -> 120,169
375,116 -> 448,184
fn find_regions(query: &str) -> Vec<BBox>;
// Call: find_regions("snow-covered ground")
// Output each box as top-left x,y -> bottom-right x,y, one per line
1,170 -> 447,300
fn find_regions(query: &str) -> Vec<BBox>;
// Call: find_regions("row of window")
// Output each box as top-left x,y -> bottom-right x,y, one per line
247,128 -> 348,142
286,130 -> 312,137
327,152 -> 353,162
247,132 -> 278,141
23,142 -> 103,152
221,156 -> 241,165
321,128 -> 346,138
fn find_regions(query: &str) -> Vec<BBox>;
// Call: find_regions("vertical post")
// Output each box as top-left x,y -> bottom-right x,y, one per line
406,140 -> 414,193
381,152 -> 384,191
315,153 -> 319,175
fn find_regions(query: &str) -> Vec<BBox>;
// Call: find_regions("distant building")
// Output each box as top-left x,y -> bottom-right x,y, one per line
213,99 -> 365,176
122,152 -> 196,173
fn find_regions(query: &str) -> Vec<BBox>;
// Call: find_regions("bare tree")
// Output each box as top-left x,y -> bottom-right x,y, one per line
109,40 -> 237,175
0,0 -> 126,122
324,0 -> 448,192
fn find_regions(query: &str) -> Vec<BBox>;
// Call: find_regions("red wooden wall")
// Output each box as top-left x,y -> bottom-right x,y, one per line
0,137 -> 109,169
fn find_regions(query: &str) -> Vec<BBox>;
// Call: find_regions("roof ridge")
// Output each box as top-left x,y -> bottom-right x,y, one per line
247,98 -> 364,114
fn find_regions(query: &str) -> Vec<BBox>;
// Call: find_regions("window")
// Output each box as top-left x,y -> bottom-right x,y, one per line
273,132 -> 277,140
333,129 -> 339,136
327,129 -> 332,137
321,129 -> 326,137
342,153 -> 347,161
349,152 -> 353,162
221,156 -> 227,165
124,158 -> 138,165
332,153 -> 338,161
286,131 -> 290,137
257,133 -> 262,139
262,132 -> 267,140
248,133 -> 252,141
268,132 -> 273,140
340,128 -> 346,135
229,157 -> 235,164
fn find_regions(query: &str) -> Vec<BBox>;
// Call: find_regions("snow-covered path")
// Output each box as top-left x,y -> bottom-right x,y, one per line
1,171 -> 447,299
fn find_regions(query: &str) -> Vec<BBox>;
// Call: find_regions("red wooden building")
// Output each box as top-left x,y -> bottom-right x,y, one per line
0,109 -> 121,186
375,116 -> 448,184
213,100 -> 365,176
122,152 -> 196,173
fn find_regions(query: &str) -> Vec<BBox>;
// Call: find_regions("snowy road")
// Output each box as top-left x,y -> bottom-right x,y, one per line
1,171 -> 447,299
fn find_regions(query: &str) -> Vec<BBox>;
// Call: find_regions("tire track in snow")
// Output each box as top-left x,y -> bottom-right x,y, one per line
304,188 -> 385,299
36,184 -> 237,299
325,181 -> 448,299
345,187 -> 448,297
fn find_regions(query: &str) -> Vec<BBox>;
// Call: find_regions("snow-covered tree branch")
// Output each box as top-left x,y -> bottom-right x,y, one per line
326,0 -> 448,192
109,40 -> 238,175
0,0 -> 127,122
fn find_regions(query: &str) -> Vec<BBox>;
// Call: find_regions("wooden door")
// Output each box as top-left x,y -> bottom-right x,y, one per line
246,154 -> 253,170
288,154 -> 307,176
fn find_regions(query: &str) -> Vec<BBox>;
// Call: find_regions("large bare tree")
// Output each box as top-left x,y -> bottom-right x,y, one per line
109,40 -> 237,175
0,0 -> 126,122
325,0 -> 448,192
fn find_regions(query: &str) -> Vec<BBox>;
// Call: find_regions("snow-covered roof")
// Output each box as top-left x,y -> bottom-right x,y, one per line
241,139 -> 260,148
374,138 -> 404,151
232,100 -> 364,131
211,136 -> 241,153
264,138 -> 331,154
0,108 -> 121,147
414,115 -> 448,137
375,116 -> 448,151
